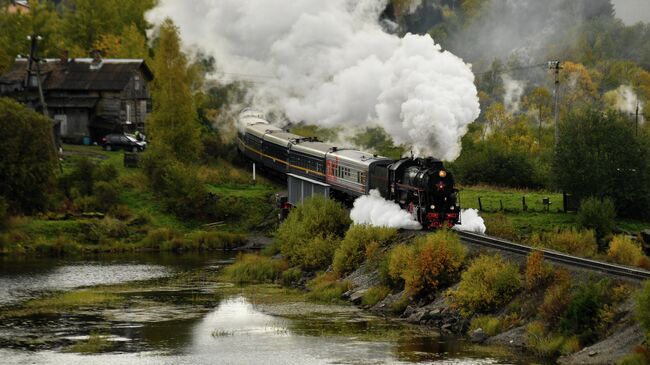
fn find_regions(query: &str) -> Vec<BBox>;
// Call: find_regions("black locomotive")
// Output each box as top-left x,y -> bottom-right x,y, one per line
237,109 -> 460,229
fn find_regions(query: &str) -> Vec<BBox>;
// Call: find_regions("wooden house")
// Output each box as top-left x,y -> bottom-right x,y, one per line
0,52 -> 153,143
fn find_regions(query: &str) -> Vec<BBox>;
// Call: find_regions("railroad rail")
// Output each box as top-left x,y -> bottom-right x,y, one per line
456,231 -> 650,282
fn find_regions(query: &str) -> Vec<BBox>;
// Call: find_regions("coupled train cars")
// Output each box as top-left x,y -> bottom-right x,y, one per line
236,109 -> 460,229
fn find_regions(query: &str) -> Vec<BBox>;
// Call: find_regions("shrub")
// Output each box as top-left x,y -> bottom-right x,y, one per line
141,150 -> 211,220
275,196 -> 351,269
388,231 -> 467,297
66,157 -> 97,196
484,213 -> 517,241
98,217 -> 129,239
93,181 -> 120,212
469,315 -> 503,336
539,270 -> 573,324
608,235 -> 647,267
223,254 -> 288,283
530,228 -> 598,258
618,349 -> 650,365
0,196 -> 8,229
361,285 -> 391,307
141,228 -> 181,249
332,225 -> 397,275
391,294 -> 410,314
577,197 -> 616,239
92,163 -> 118,183
306,272 -> 352,303
637,281 -> 650,341
560,279 -> 611,343
452,254 -> 521,314
526,321 -> 580,358
525,250 -> 553,290
0,98 -> 56,214
280,267 -> 302,286
187,231 -> 247,250
107,205 -> 133,220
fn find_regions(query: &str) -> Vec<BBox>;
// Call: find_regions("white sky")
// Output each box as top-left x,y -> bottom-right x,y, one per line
611,0 -> 650,25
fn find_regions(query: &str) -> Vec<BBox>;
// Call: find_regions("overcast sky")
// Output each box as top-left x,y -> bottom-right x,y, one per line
611,0 -> 650,25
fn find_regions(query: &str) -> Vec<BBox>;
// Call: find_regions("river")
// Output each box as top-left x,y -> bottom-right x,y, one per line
0,253 -> 544,364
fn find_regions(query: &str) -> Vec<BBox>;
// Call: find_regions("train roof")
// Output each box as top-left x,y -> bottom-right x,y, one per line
245,122 -> 284,139
265,130 -> 303,147
290,141 -> 334,157
327,148 -> 391,166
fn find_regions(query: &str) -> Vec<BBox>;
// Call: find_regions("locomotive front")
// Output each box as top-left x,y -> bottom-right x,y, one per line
391,157 -> 460,229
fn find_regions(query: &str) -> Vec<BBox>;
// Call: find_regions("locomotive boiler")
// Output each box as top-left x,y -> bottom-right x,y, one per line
236,109 -> 460,229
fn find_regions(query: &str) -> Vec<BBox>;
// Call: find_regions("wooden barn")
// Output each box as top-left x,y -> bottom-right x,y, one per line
0,52 -> 153,143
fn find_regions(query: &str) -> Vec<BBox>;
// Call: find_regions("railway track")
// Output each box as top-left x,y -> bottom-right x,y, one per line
456,231 -> 650,282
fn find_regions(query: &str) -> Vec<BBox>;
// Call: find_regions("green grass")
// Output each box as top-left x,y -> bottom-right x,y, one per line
67,331 -> 112,353
460,185 -> 650,238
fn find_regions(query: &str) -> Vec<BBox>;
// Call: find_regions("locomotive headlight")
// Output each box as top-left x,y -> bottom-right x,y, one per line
438,170 -> 447,178
450,206 -> 455,211
430,205 -> 435,210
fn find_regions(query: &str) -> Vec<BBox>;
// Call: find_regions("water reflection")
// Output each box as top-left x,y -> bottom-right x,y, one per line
0,253 -> 539,364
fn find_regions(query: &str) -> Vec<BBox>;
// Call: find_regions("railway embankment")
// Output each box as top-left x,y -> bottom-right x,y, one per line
224,196 -> 650,365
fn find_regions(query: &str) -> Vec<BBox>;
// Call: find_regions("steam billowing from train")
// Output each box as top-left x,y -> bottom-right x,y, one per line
146,0 -> 480,161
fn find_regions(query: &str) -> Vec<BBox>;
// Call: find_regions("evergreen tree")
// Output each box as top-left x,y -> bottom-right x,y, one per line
148,18 -> 201,163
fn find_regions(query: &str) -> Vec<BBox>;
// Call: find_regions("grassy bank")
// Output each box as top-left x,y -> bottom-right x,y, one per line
459,185 -> 650,237
0,144 -> 280,256
220,196 -> 650,364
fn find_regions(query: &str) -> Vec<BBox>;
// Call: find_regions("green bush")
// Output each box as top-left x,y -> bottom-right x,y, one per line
98,217 -> 129,239
306,272 -> 352,303
92,163 -> 118,183
470,315 -> 503,336
484,213 -> 517,241
618,351 -> 650,365
276,196 -> 351,269
577,197 -> 616,239
560,279 -> 610,343
0,196 -> 8,229
529,228 -> 598,257
0,98 -> 57,213
280,267 -> 302,286
361,285 -> 391,307
223,254 -> 288,283
187,231 -> 247,250
637,281 -> 650,341
141,149 -> 212,220
452,254 -> 521,314
388,231 -> 467,297
526,321 -> 580,358
66,157 -> 97,196
332,225 -> 397,275
141,227 -> 181,249
608,235 -> 647,267
93,181 -> 120,212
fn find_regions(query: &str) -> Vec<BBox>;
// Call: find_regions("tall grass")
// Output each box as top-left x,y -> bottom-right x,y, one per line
528,228 -> 598,258
222,254 -> 288,283
332,225 -> 397,275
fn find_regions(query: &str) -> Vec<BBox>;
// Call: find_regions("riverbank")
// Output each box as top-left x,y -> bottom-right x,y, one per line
0,251 -> 541,364
223,198 -> 650,365
0,144 -> 279,257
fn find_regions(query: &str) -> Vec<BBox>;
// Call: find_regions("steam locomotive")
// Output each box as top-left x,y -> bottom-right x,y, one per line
236,109 -> 460,229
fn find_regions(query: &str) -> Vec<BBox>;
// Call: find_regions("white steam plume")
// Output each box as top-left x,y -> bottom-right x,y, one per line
501,74 -> 526,113
350,190 -> 421,230
610,85 -> 644,123
452,209 -> 486,234
146,0 -> 480,160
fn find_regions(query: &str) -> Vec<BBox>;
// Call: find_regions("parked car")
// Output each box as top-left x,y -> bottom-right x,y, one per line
101,133 -> 146,152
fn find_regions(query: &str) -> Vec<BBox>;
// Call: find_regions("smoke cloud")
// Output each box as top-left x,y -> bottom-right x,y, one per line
146,0 -> 480,160
350,189 -> 421,230
452,209 -> 486,234
609,85 -> 644,123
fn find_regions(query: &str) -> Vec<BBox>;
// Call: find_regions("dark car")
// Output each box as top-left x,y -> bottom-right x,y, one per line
101,133 -> 146,152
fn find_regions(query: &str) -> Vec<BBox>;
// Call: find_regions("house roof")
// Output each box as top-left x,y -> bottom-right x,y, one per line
0,58 -> 153,91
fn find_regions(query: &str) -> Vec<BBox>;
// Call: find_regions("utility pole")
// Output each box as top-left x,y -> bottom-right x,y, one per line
548,60 -> 562,147
27,34 -> 61,171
